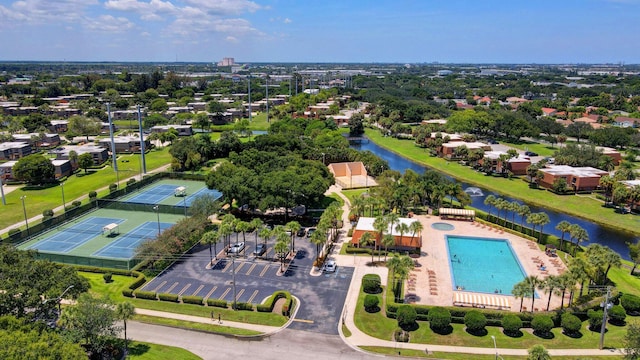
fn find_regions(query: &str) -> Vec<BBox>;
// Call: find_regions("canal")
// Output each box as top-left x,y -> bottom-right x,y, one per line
352,139 -> 639,260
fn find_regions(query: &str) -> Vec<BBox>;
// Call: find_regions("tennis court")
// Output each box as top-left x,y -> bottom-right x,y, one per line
121,180 -> 222,206
93,221 -> 174,259
26,216 -> 125,253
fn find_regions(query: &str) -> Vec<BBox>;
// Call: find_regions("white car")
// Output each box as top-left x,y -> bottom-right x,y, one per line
323,259 -> 337,273
228,242 -> 245,254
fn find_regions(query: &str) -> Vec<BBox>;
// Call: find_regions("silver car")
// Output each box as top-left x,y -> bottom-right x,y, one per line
228,242 -> 245,254
323,259 -> 337,273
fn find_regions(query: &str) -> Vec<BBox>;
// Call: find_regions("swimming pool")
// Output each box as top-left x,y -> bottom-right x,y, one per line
446,235 -> 527,295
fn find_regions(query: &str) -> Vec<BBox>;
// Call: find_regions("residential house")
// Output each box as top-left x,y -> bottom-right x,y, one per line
49,120 -> 69,133
613,116 -> 639,128
1,159 -> 72,180
439,141 -> 491,159
351,217 -> 422,249
150,124 -> 193,136
479,151 -> 531,175
596,147 -> 622,165
56,144 -> 109,166
98,136 -> 149,154
12,133 -> 61,147
0,142 -> 32,160
538,165 -> 608,192
541,108 -> 557,117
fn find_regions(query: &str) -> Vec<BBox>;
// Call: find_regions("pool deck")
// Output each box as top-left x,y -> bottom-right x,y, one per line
406,215 -> 568,312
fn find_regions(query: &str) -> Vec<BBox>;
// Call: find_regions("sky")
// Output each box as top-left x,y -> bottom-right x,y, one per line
1,0 -> 640,64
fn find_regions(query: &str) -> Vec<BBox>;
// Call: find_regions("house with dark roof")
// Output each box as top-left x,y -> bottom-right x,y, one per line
0,142 -> 32,160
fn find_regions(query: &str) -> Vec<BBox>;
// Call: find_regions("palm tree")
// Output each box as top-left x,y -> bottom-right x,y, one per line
409,220 -> 423,248
536,212 -> 550,243
555,272 -> 575,309
517,204 -> 531,229
258,226 -> 272,247
568,256 -> 591,297
250,218 -> 263,244
526,212 -> 538,237
555,220 -> 572,252
525,275 -> 542,311
395,222 -> 410,249
285,221 -> 301,252
512,281 -> 532,312
359,232 -> 376,265
218,222 -> 233,250
542,275 -> 560,311
235,220 -> 250,244
569,224 -> 589,256
509,201 -> 519,229
201,230 -> 220,264
115,302 -> 136,354
382,234 -> 395,261
274,234 -> 289,272
386,254 -> 414,302
310,229 -> 326,263
484,194 -> 496,219
627,241 -> 640,275
373,215 -> 389,262
528,344 -> 551,360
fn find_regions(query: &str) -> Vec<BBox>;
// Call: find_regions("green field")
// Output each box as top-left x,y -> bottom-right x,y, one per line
126,341 -> 202,360
364,129 -> 640,236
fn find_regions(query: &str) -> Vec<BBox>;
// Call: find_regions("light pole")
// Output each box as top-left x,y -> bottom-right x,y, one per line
183,196 -> 187,218
61,182 -> 66,211
231,253 -> 237,311
20,195 -> 28,235
491,335 -> 498,360
599,287 -> 613,350
0,173 -> 6,205
57,285 -> 74,313
153,205 -> 160,235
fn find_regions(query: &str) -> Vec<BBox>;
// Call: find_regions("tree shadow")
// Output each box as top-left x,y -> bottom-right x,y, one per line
503,330 -> 524,338
365,306 -> 380,313
399,321 -> 419,332
563,330 -> 583,339
533,330 -> 555,339
466,328 -> 488,337
127,343 -> 151,356
431,325 -> 453,335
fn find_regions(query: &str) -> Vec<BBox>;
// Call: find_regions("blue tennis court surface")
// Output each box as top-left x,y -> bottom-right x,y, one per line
28,217 -> 125,253
183,188 -> 223,206
124,184 -> 177,204
93,221 -> 174,259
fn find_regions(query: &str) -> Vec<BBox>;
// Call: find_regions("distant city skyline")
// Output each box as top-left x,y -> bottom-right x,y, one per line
1,0 -> 639,64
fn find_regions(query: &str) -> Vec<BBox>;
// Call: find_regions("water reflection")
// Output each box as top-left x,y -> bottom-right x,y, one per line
352,139 -> 639,259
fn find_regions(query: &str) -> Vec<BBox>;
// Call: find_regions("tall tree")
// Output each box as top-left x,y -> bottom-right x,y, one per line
359,232 -> 376,265
115,302 -> 136,354
59,293 -> 119,355
555,221 -> 572,252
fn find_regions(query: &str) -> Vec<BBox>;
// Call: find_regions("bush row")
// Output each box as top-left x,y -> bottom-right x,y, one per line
256,291 -> 290,312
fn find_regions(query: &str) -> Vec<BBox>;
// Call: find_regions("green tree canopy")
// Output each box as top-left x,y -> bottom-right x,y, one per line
12,154 -> 55,185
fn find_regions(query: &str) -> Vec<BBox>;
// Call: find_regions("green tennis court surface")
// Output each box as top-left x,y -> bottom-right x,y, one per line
18,208 -> 183,262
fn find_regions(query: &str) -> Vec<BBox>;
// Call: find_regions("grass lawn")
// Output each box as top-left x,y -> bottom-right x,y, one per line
81,272 -> 287,327
608,265 -> 640,296
134,314 -> 261,336
353,281 -> 629,351
0,148 -> 172,231
126,341 -> 202,360
500,140 -> 557,157
364,129 -> 640,236
360,346 -> 620,360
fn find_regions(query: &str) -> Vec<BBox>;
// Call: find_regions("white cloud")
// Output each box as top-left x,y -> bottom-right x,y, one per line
283,18 -> 291,24
84,14 -> 135,33
1,0 -> 98,24
182,0 -> 261,15
104,0 -> 176,20
225,35 -> 238,43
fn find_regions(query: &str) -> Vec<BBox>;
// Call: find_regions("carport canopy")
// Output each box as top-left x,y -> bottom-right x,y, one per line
439,208 -> 475,221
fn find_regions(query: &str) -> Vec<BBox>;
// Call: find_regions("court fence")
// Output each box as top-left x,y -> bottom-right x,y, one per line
34,251 -> 139,270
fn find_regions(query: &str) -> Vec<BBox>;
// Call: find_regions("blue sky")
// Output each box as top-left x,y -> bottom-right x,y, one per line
1,0 -> 639,63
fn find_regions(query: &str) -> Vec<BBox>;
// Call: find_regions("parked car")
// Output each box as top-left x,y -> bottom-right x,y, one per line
252,243 -> 266,256
228,242 -> 245,254
525,151 -> 538,156
323,259 -> 337,273
307,228 -> 316,238
296,228 -> 306,237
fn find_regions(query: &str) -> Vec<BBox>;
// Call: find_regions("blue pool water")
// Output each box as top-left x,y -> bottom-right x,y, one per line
447,235 -> 526,295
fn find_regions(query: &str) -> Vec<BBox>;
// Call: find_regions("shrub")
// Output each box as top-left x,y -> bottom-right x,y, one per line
134,291 -> 157,300
427,307 -> 451,332
158,293 -> 179,302
396,305 -> 416,329
362,274 -> 381,294
103,272 -> 113,283
561,313 -> 582,336
464,310 -> 487,334
531,314 -> 554,336
207,298 -> 228,308
8,228 -> 20,236
364,294 -> 380,313
621,294 -> 640,315
502,314 -> 523,336
88,191 -> 97,200
587,309 -> 603,330
122,289 -> 133,297
71,200 -> 81,207
609,305 -> 627,325
109,183 -> 118,192
181,295 -> 204,305
128,274 -> 146,290
257,291 -> 289,312
347,228 -> 354,237
42,209 -> 54,218
393,328 -> 409,342
127,178 -> 136,185
234,302 -> 254,311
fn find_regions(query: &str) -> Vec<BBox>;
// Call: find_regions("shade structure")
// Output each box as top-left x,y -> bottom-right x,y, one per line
102,223 -> 119,236
439,208 -> 475,221
453,291 -> 510,310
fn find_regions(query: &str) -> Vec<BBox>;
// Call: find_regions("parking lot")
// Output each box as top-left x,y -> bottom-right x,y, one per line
142,231 -> 353,335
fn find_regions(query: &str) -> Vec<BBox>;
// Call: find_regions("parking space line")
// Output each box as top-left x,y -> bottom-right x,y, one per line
235,289 -> 245,301
247,290 -> 258,303
178,284 -> 191,296
234,262 -> 246,273
292,319 -> 315,324
245,263 -> 257,275
191,284 -> 204,296
204,286 -> 217,300
219,287 -> 231,300
165,282 -> 179,293
151,281 -> 167,292
259,264 -> 270,277
222,261 -> 233,273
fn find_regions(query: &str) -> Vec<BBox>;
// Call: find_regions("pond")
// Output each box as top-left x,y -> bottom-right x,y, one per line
352,139 -> 639,259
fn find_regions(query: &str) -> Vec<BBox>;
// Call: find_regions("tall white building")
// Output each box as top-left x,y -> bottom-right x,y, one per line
217,57 -> 235,66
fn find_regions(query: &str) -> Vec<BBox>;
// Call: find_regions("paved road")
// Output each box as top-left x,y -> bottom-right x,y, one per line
128,322 -> 396,360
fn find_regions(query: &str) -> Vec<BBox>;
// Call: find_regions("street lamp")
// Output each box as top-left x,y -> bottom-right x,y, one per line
183,196 -> 187,218
491,335 -> 498,360
231,253 -> 237,311
20,195 -> 28,235
43,285 -> 75,315
153,205 -> 161,235
60,182 -> 66,211
599,287 -> 613,350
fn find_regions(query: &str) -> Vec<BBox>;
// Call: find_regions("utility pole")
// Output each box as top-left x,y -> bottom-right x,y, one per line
599,286 -> 613,350
137,105 -> 146,175
248,73 -> 252,122
265,75 -> 269,123
107,103 -> 119,186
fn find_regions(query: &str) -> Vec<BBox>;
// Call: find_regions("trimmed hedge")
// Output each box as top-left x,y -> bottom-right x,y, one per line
158,293 -> 179,303
364,294 -> 380,312
207,298 -> 228,308
363,274 -> 382,294
256,291 -> 290,313
427,307 -> 451,331
122,289 -> 134,298
182,295 -> 204,305
502,314 -> 523,335
531,314 -> 554,335
621,294 -> 640,315
464,310 -> 487,333
234,302 -> 254,311
135,290 -> 157,300
561,313 -> 582,335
